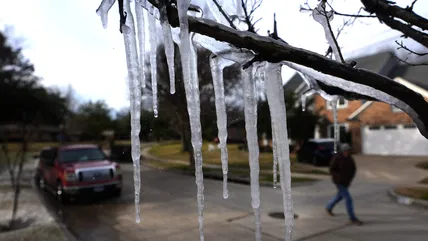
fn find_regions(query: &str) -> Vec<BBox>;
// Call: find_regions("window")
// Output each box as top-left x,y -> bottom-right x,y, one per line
384,125 -> 397,129
59,148 -> 107,163
368,125 -> 381,130
328,124 -> 349,143
326,97 -> 348,110
404,123 -> 417,129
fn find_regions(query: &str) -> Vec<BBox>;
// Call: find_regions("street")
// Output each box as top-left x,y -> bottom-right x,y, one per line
38,163 -> 428,241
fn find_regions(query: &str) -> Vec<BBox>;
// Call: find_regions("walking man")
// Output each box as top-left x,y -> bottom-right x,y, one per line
326,143 -> 363,225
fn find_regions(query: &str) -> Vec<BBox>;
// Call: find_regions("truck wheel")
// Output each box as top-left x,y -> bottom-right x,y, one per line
113,188 -> 122,197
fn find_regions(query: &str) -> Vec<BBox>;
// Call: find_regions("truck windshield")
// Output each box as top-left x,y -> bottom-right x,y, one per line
59,148 -> 106,163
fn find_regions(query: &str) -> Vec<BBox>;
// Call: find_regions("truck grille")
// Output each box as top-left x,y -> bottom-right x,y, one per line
78,169 -> 112,182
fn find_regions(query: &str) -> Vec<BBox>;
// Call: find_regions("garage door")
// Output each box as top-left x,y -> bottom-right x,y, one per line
362,124 -> 428,156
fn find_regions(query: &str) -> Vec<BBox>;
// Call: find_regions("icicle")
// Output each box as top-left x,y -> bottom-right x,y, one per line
158,1 -> 176,94
148,8 -> 158,118
121,0 -> 142,224
300,89 -> 316,112
209,55 -> 229,199
331,99 -> 339,153
177,1 -> 205,240
272,126 -> 278,188
135,1 -> 146,88
312,2 -> 342,62
242,65 -> 262,241
264,63 -> 294,241
96,0 -> 116,29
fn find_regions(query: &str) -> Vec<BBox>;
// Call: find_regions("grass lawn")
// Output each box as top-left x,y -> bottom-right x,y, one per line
146,159 -> 315,184
149,143 -> 329,175
416,161 -> 428,170
395,187 -> 428,201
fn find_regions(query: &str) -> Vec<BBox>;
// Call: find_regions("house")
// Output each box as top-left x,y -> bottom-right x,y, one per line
285,51 -> 428,156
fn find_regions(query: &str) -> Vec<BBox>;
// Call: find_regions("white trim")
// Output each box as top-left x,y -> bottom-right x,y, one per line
348,101 -> 373,120
326,98 -> 348,110
294,82 -> 307,94
394,77 -> 428,98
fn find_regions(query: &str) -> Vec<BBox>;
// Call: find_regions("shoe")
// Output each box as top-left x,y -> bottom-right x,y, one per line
349,219 -> 364,226
326,208 -> 335,217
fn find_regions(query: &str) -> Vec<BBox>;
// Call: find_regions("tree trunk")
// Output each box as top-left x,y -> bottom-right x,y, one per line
9,126 -> 27,229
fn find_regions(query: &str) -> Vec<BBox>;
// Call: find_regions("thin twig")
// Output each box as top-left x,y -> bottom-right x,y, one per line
318,3 -> 345,63
211,0 -> 237,30
241,0 -> 256,32
395,40 -> 428,56
300,6 -> 375,18
396,57 -> 428,66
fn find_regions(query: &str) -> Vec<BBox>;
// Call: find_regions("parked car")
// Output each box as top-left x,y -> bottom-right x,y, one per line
296,138 -> 337,166
34,144 -> 122,202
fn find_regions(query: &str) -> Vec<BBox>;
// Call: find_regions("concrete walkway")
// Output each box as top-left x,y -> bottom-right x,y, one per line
59,163 -> 428,241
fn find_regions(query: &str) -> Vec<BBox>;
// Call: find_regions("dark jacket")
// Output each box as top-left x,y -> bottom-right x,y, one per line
329,152 -> 356,187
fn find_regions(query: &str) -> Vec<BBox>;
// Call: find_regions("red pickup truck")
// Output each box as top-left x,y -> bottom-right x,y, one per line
35,144 -> 122,202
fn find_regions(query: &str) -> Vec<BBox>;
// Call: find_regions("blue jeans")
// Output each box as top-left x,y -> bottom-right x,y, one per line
326,184 -> 357,220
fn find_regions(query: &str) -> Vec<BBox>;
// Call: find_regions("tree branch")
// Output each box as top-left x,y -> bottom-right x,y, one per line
145,0 -> 428,138
375,13 -> 428,48
361,0 -> 428,30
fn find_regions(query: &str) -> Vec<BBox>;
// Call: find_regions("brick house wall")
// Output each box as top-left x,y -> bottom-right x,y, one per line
357,102 -> 413,125
313,95 -> 417,154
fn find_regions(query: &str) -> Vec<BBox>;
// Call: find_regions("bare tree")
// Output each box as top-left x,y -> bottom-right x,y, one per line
0,121 -> 30,229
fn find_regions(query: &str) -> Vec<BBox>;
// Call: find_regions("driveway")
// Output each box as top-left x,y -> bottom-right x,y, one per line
37,162 -> 428,241
353,155 -> 428,185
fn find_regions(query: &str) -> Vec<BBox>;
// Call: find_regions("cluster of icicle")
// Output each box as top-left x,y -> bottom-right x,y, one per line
93,0 -> 370,240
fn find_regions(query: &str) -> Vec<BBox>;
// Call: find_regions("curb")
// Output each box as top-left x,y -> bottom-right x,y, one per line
387,189 -> 428,209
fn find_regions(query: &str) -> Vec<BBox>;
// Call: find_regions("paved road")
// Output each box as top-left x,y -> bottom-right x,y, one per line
37,162 -> 428,241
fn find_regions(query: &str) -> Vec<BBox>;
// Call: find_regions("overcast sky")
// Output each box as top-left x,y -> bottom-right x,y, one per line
1,0 -> 427,110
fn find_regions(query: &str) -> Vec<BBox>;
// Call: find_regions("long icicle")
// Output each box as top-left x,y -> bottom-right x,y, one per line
135,0 -> 146,88
122,0 -> 142,224
177,1 -> 205,240
209,55 -> 229,199
242,65 -> 262,241
272,124 -> 278,188
148,8 -> 158,117
96,0 -> 116,29
331,99 -> 339,153
158,1 -> 176,94
265,63 -> 294,241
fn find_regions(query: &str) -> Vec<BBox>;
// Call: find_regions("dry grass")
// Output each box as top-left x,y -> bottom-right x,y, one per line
149,143 -> 329,175
395,187 -> 428,201
146,159 -> 315,184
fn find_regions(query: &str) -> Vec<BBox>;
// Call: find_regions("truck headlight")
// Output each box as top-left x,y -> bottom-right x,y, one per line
65,172 -> 77,182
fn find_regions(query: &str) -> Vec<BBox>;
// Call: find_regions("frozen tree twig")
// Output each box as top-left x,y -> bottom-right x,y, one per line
211,0 -> 237,30
395,40 -> 428,56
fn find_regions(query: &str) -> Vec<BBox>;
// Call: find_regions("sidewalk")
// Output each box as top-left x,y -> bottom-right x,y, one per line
0,162 -> 69,241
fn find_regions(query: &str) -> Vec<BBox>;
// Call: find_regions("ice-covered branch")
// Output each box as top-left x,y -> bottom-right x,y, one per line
211,0 -> 237,30
143,1 -> 428,137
